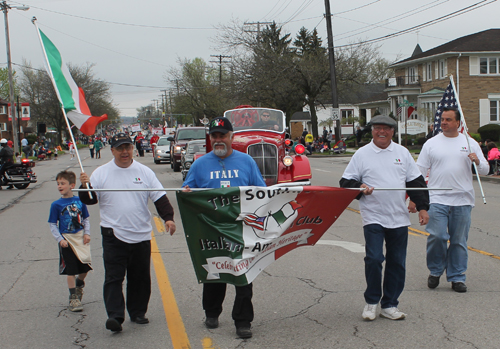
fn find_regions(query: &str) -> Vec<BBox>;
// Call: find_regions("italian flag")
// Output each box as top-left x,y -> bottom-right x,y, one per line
177,186 -> 359,286
37,29 -> 107,136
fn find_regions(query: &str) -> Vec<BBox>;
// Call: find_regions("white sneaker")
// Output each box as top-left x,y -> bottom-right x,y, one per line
380,307 -> 406,320
362,303 -> 378,321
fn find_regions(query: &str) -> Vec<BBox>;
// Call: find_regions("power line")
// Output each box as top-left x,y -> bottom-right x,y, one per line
336,0 -> 497,48
11,2 -> 214,30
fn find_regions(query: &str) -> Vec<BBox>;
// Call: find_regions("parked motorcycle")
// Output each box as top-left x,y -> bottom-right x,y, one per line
1,159 -> 37,189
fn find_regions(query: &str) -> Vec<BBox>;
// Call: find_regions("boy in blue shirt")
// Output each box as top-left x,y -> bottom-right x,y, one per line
48,171 -> 92,312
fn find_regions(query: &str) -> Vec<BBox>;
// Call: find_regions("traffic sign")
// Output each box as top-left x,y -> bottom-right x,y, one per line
331,108 -> 340,120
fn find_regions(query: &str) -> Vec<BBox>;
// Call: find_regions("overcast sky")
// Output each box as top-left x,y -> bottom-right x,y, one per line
1,0 -> 499,118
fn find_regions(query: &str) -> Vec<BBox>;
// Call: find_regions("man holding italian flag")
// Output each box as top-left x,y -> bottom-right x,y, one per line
182,117 -> 266,339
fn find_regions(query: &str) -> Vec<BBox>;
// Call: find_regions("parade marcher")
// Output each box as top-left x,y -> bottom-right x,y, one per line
89,139 -> 95,159
340,115 -> 429,321
48,171 -> 91,312
416,108 -> 488,293
182,117 -> 265,339
68,141 -> 75,160
79,133 -> 176,332
94,138 -> 103,159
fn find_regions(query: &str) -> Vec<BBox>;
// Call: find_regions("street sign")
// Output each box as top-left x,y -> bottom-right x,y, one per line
398,99 -> 414,107
331,108 -> 340,120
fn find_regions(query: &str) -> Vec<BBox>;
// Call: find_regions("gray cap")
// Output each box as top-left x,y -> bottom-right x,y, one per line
369,115 -> 397,127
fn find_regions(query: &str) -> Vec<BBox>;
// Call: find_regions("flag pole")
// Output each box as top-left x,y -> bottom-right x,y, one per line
32,18 -> 91,198
449,75 -> 486,204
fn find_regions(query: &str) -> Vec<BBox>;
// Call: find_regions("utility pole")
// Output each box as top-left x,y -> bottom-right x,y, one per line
324,0 -> 341,143
244,21 -> 273,36
210,54 -> 231,87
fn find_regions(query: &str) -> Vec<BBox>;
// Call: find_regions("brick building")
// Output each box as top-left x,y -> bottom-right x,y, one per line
385,29 -> 500,133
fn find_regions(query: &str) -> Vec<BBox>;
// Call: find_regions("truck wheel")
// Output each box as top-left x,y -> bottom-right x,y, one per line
173,162 -> 181,172
154,159 -> 160,164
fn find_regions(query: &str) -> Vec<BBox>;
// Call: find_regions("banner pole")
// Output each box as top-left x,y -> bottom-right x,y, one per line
449,75 -> 486,204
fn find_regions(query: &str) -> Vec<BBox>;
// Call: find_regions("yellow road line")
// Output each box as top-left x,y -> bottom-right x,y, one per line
346,207 -> 500,261
151,217 -> 191,349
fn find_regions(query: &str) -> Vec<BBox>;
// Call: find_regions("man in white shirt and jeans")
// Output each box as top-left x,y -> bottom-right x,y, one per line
340,115 -> 429,321
416,108 -> 488,293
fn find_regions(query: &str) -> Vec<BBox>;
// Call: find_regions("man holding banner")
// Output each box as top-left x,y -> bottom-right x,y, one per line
182,117 -> 265,339
340,115 -> 429,321
417,108 -> 488,293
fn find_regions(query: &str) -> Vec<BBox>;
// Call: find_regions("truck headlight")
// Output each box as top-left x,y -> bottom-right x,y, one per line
185,162 -> 192,169
283,155 -> 293,167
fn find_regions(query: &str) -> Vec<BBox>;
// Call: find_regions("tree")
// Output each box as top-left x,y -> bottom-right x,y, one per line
292,27 -> 330,139
166,57 -> 232,123
19,61 -> 119,144
0,67 -> 20,102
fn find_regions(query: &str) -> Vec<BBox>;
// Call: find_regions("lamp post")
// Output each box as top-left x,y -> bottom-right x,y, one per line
1,1 -> 29,154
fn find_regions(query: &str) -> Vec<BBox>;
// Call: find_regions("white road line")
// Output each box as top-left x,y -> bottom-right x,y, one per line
314,169 -> 331,173
316,240 -> 365,253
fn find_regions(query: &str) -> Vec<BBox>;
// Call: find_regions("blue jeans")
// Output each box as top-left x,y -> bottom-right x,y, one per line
426,204 -> 472,282
363,224 -> 408,308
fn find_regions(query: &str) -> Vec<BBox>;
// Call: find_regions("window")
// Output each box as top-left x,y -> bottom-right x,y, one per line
491,100 -> 500,122
480,57 -> 499,74
0,106 -> 5,114
341,109 -> 354,122
408,66 -> 418,83
425,63 -> 432,81
438,59 -> 447,78
0,123 -> 6,131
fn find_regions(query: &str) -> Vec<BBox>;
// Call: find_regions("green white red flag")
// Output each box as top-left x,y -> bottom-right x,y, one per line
176,186 -> 359,286
36,29 -> 107,136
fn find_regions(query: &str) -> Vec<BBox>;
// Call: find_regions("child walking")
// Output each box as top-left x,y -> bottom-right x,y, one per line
48,171 -> 92,312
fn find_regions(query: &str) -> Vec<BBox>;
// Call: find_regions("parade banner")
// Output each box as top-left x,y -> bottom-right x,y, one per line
177,186 -> 359,286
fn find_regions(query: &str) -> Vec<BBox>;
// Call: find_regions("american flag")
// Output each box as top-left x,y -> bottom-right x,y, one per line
432,82 -> 460,136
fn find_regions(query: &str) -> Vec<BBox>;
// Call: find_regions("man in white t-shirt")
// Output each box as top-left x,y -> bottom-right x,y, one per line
340,115 -> 429,321
416,108 -> 488,293
79,133 -> 176,332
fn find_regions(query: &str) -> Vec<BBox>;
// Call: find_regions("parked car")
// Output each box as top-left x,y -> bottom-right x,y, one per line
167,126 -> 207,172
220,106 -> 312,185
181,140 -> 207,181
141,138 -> 152,152
153,136 -> 171,164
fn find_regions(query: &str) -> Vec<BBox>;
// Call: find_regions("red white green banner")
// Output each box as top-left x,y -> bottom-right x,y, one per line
176,186 -> 358,286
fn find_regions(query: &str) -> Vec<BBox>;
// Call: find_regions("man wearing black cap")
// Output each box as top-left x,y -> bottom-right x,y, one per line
339,115 -> 429,322
79,133 -> 176,333
183,117 -> 265,339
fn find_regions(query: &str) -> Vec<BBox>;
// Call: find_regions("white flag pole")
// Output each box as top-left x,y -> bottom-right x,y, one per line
449,75 -> 486,204
33,19 -> 91,198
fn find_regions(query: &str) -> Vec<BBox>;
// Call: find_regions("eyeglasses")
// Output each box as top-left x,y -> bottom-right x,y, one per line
262,114 -> 270,118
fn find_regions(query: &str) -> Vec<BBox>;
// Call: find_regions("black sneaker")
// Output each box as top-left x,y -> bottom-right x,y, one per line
428,275 -> 440,289
106,318 -> 123,332
452,282 -> 467,293
205,317 -> 219,329
236,327 -> 252,339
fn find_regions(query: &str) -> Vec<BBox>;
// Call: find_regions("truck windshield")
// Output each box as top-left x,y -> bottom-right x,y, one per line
224,108 -> 284,132
177,129 -> 206,140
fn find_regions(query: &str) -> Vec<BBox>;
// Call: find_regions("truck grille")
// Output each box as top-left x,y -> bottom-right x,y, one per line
247,143 -> 278,184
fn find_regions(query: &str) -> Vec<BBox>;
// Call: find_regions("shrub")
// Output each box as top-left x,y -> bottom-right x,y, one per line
478,124 -> 500,141
468,133 -> 481,142
26,134 -> 38,144
417,137 -> 427,145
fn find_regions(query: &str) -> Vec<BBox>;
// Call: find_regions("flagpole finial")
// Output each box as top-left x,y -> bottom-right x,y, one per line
31,16 -> 36,24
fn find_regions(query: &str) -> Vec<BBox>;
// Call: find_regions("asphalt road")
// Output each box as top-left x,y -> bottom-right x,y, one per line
0,148 -> 499,349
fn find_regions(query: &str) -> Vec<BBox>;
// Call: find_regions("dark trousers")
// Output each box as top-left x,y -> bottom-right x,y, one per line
363,224 -> 408,309
101,227 -> 151,322
203,282 -> 254,328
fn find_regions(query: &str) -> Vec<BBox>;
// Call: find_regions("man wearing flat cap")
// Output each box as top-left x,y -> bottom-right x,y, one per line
339,115 -> 429,321
183,117 -> 265,339
79,133 -> 176,333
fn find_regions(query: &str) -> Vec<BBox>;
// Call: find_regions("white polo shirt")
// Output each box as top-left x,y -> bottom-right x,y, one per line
90,159 -> 166,243
342,140 -> 422,228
